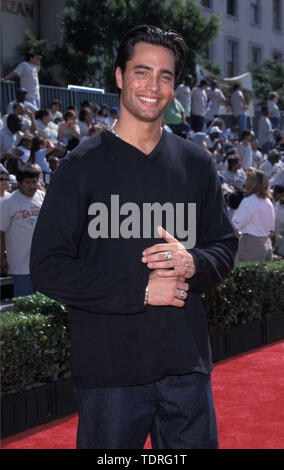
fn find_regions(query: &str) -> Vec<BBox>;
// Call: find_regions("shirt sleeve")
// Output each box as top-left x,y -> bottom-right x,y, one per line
232,197 -> 252,232
13,61 -> 25,77
30,157 -> 148,315
0,198 -> 13,232
187,157 -> 239,294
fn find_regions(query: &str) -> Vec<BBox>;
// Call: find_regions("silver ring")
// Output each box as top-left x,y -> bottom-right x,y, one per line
180,289 -> 186,298
164,251 -> 171,260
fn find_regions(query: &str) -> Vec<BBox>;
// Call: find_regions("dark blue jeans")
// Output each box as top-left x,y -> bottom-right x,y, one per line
74,372 -> 218,449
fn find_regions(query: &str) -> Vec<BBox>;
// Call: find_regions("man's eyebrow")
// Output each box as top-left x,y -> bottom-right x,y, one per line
133,65 -> 174,76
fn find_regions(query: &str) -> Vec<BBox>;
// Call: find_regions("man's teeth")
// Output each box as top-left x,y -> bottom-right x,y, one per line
139,96 -> 158,103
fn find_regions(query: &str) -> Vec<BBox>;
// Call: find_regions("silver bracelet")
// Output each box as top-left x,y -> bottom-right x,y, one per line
144,285 -> 149,306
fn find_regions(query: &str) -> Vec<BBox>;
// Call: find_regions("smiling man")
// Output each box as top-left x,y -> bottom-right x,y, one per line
30,26 -> 238,449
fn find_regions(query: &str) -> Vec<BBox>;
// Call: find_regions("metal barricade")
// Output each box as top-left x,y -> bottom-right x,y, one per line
1,81 -> 119,115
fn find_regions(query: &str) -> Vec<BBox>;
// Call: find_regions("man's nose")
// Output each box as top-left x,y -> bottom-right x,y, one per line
146,74 -> 160,92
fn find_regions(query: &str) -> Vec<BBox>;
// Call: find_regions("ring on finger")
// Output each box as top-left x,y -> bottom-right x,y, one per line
179,289 -> 186,299
164,251 -> 171,261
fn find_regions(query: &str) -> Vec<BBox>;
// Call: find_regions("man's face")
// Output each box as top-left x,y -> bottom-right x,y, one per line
0,174 -> 10,192
14,103 -> 24,115
17,93 -> 27,103
18,178 -> 38,197
116,42 -> 175,124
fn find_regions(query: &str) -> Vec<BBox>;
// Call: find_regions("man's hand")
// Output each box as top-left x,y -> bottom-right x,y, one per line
147,269 -> 189,308
142,226 -> 196,279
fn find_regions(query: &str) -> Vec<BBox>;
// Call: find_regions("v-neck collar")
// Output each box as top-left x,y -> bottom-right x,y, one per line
105,128 -> 166,159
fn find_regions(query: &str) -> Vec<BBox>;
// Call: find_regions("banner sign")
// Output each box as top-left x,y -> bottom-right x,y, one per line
196,64 -> 255,118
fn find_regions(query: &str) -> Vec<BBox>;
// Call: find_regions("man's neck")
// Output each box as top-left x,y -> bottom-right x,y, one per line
113,114 -> 163,155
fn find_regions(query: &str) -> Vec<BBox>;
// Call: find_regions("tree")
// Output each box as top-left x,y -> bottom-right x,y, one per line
24,0 -> 220,91
249,58 -> 284,110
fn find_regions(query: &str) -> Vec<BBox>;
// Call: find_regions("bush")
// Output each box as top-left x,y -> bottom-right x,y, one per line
1,261 -> 283,394
204,261 -> 284,332
0,297 -> 70,394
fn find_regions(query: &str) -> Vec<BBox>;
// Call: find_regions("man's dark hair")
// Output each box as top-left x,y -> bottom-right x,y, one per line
25,52 -> 35,62
240,129 -> 252,140
115,25 -> 188,79
233,83 -> 241,91
50,100 -> 62,107
7,114 -> 22,133
35,109 -> 50,121
79,109 -> 89,122
227,155 -> 240,172
16,165 -> 40,183
228,190 -> 244,209
64,110 -> 76,121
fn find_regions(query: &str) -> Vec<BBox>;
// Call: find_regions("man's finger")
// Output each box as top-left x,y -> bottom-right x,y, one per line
157,225 -> 178,244
142,242 -> 177,258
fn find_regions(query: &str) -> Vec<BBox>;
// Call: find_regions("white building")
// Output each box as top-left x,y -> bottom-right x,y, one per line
196,0 -> 284,76
0,0 -> 64,76
1,0 -> 284,79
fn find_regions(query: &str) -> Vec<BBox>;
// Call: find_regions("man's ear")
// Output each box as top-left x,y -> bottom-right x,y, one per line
115,67 -> 123,90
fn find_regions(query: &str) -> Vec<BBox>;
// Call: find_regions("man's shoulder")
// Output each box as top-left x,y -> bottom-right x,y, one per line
63,130 -> 112,165
1,190 -> 20,209
166,132 -> 213,167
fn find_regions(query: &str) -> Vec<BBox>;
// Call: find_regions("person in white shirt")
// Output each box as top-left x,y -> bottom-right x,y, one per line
49,100 -> 63,123
7,89 -> 38,116
1,53 -> 42,110
3,102 -> 37,135
175,74 -> 192,123
251,138 -> 263,168
191,79 -> 208,132
58,110 -> 80,150
222,155 -> 246,190
78,109 -> 93,139
35,109 -> 59,142
260,149 -> 282,180
0,165 -> 45,295
237,130 -> 253,170
230,84 -> 249,138
0,164 -> 11,203
232,168 -> 275,262
205,81 -> 226,126
268,92 -> 281,130
0,114 -> 25,173
258,106 -> 275,154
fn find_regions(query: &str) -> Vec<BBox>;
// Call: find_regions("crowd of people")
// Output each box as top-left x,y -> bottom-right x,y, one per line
0,74 -> 284,297
164,75 -> 284,264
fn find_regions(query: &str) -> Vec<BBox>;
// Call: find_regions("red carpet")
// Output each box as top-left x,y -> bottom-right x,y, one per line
1,341 -> 284,450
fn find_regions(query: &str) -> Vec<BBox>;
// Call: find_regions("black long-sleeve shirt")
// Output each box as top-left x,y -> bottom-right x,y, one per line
30,130 -> 238,388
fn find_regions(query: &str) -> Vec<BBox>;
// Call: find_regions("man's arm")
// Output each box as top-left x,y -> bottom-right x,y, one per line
1,71 -> 17,82
30,157 -> 150,314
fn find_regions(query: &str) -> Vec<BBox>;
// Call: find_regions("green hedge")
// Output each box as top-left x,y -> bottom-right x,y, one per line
1,261 -> 283,394
204,261 -> 284,332
0,295 -> 70,394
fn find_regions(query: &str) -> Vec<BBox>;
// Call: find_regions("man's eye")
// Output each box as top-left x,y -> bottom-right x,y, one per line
136,71 -> 148,77
161,75 -> 172,82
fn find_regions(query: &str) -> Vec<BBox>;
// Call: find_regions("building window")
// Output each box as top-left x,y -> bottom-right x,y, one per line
227,0 -> 238,16
273,50 -> 283,62
273,0 -> 282,30
202,44 -> 214,62
226,39 -> 239,77
201,0 -> 212,8
250,0 -> 261,24
251,46 -> 262,65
